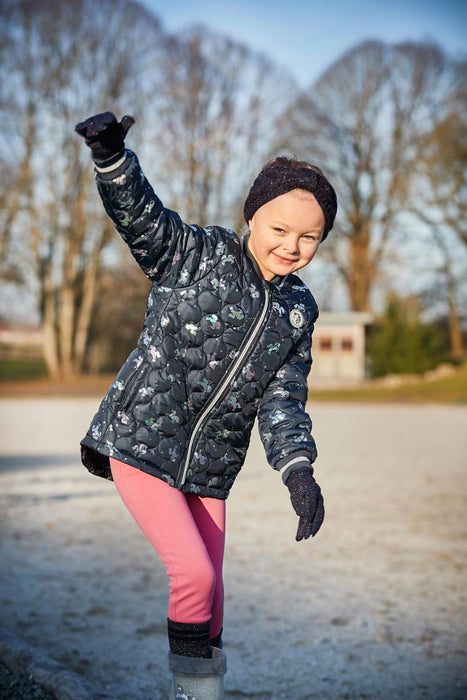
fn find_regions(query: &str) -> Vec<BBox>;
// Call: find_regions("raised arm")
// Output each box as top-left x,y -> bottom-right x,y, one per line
75,112 -> 228,284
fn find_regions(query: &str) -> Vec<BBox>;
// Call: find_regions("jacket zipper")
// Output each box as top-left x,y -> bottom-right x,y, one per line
177,284 -> 271,488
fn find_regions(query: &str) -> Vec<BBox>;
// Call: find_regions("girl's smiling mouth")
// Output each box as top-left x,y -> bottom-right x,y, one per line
273,253 -> 297,265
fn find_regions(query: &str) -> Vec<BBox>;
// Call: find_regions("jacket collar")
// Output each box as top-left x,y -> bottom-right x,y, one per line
241,234 -> 289,288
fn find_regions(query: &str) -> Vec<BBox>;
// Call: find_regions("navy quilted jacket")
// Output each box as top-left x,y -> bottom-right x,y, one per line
81,151 -> 319,499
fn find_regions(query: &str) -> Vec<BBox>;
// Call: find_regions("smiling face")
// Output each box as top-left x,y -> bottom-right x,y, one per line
247,189 -> 325,280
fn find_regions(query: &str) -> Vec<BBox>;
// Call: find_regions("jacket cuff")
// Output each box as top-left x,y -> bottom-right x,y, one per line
278,454 -> 314,484
94,149 -> 131,180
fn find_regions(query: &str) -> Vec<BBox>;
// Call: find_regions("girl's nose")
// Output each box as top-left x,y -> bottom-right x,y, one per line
282,235 -> 299,255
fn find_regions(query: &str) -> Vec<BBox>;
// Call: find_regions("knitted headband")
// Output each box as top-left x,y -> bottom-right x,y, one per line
243,166 -> 337,240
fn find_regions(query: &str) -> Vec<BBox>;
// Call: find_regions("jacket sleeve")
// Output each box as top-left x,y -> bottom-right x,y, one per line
257,316 -> 318,483
94,150 -> 227,285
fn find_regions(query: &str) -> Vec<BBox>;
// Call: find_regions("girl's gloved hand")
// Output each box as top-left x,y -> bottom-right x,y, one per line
286,467 -> 325,541
75,112 -> 134,165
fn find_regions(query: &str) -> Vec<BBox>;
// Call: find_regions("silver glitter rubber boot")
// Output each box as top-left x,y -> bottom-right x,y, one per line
168,647 -> 227,700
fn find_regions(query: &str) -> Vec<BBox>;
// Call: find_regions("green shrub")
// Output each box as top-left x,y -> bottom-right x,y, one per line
0,358 -> 47,381
368,294 -> 446,377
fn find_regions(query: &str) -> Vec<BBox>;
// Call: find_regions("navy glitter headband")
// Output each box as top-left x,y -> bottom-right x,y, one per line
243,166 -> 337,240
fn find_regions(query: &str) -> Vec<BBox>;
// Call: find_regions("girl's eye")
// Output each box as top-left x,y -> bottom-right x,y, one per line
273,227 -> 285,233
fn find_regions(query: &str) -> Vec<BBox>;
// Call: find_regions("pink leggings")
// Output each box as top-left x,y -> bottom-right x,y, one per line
110,458 -> 225,639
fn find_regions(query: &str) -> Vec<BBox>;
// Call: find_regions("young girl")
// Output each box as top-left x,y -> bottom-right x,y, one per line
75,112 -> 337,699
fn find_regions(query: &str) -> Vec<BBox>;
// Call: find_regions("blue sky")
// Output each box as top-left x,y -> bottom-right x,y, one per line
141,0 -> 466,86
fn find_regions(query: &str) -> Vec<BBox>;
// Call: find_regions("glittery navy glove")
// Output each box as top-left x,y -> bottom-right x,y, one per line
75,111 -> 134,166
286,467 -> 325,541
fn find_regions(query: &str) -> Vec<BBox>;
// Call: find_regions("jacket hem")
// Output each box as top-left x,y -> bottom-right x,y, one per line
80,436 -> 174,485
80,437 -> 230,499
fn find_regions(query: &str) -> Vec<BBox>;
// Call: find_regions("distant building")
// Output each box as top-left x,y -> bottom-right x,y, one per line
0,326 -> 44,360
309,312 -> 373,385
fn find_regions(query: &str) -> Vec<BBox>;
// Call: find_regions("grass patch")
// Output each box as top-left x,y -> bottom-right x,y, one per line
0,358 -> 47,381
309,364 -> 467,404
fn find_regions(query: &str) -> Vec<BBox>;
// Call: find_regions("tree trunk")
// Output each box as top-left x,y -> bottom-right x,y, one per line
447,305 -> 464,359
444,260 -> 464,359
73,270 -> 97,373
346,232 -> 373,311
59,284 -> 76,377
41,267 -> 60,379
73,222 -> 112,373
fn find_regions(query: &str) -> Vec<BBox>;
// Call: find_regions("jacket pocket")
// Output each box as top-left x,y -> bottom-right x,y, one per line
111,349 -> 145,412
120,372 -> 141,412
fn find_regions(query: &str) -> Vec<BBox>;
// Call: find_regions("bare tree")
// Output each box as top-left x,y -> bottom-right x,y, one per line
276,41 -> 461,312
150,27 -> 296,230
0,0 -> 163,377
408,63 -> 467,358
1,2 -> 297,377
419,225 -> 466,359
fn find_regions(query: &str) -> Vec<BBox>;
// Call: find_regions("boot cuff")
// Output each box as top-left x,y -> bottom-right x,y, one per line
168,647 -> 227,676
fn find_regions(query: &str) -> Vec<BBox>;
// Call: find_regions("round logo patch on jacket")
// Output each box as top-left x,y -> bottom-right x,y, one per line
289,308 -> 305,328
